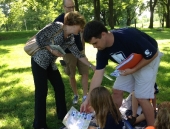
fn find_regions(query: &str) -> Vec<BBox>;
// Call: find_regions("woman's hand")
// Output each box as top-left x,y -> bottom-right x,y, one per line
52,49 -> 64,57
45,45 -> 64,57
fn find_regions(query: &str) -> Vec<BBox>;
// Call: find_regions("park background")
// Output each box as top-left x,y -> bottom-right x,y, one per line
0,0 -> 170,129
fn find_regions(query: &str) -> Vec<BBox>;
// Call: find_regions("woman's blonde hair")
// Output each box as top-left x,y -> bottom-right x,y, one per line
90,86 -> 122,128
154,101 -> 170,129
64,11 -> 85,29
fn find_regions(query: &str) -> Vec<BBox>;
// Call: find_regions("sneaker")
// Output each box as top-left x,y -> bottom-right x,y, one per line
72,95 -> 79,104
82,95 -> 87,103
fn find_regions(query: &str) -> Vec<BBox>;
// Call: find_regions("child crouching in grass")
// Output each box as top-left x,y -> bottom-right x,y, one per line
154,101 -> 170,129
88,86 -> 124,129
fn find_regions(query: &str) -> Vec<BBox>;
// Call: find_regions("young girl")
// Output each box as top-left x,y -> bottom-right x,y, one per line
88,86 -> 124,129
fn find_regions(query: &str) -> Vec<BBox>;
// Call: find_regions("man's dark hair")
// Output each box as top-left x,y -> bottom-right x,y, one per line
83,21 -> 108,42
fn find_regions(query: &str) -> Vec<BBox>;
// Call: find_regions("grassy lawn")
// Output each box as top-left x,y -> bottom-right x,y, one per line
0,28 -> 170,129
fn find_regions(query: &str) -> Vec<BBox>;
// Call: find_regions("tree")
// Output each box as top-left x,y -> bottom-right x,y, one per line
148,0 -> 158,28
156,1 -> 165,28
122,0 -> 145,26
108,0 -> 114,29
0,1 -> 11,31
93,0 -> 100,21
0,8 -> 7,30
159,0 -> 170,28
74,0 -> 79,11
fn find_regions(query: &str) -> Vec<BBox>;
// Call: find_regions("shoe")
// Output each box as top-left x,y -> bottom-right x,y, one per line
127,115 -> 136,125
154,110 -> 157,118
59,126 -> 66,129
72,95 -> 79,104
82,95 -> 87,103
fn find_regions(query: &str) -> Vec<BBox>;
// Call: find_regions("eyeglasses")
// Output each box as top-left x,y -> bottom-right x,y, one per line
64,5 -> 75,9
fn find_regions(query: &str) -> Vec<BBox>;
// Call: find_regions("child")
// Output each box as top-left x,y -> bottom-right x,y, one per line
154,101 -> 170,129
127,83 -> 159,126
88,86 -> 124,129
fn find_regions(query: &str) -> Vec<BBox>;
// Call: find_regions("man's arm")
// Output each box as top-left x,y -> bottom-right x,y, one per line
80,68 -> 105,112
121,51 -> 158,76
78,57 -> 95,70
88,69 -> 105,95
53,13 -> 64,23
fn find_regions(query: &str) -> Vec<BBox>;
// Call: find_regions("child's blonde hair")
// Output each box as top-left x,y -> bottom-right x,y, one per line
154,101 -> 170,129
90,86 -> 122,128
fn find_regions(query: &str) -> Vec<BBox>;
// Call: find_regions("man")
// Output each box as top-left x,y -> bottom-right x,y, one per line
54,0 -> 89,104
80,21 -> 163,126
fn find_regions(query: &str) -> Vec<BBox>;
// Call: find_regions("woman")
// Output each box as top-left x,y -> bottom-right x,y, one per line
31,11 -> 95,129
88,86 -> 124,129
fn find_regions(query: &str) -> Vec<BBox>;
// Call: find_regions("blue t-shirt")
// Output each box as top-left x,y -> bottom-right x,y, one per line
103,113 -> 124,129
96,28 -> 158,70
53,13 -> 83,53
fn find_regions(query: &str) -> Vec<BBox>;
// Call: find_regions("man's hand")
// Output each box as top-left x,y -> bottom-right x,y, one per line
80,98 -> 90,113
120,68 -> 134,76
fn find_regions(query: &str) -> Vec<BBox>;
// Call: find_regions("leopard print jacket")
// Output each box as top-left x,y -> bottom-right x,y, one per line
32,22 -> 85,70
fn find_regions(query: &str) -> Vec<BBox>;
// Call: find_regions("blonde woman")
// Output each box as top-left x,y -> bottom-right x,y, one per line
88,86 -> 124,129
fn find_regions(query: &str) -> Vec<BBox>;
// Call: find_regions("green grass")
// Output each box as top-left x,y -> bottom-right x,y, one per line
0,29 -> 170,129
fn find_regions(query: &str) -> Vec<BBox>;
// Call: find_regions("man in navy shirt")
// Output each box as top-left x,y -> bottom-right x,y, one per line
80,21 -> 163,127
54,0 -> 89,104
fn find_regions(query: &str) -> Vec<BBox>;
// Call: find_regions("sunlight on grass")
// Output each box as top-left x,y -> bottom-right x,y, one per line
0,116 -> 23,129
157,40 -> 170,44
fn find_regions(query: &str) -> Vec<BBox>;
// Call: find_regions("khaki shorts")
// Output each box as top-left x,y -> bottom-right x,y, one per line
63,51 -> 89,77
113,51 -> 163,99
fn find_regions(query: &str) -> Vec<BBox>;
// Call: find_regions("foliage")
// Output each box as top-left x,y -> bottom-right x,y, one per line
0,0 -> 63,31
0,0 -> 170,31
0,8 -> 6,27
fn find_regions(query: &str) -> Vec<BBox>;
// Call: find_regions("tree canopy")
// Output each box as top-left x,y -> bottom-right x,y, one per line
0,0 -> 170,31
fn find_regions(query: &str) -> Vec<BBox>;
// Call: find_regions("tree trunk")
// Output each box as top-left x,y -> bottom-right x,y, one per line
126,8 -> 131,26
108,0 -> 114,29
74,0 -> 79,11
5,24 -> 9,31
101,10 -> 106,25
148,0 -> 157,28
93,0 -> 100,21
126,18 -> 131,26
166,0 -> 170,28
149,9 -> 154,28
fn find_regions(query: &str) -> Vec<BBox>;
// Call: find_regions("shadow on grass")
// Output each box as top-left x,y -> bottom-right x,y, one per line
0,48 -> 10,55
0,65 -> 83,129
0,65 -> 88,128
0,38 -> 28,46
140,28 -> 170,40
1,67 -> 31,77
